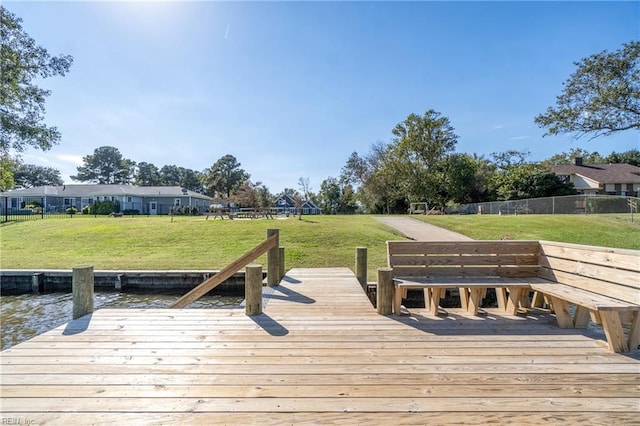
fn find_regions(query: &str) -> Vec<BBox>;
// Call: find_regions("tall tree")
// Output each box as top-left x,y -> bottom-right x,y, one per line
541,148 -> 605,166
605,149 -> 640,166
203,154 -> 249,198
179,168 -> 204,193
230,180 -> 271,209
491,150 -> 530,171
318,177 -> 342,214
440,153 -> 494,205
134,162 -> 161,186
390,110 -> 458,208
298,177 -> 311,200
159,165 -> 181,186
0,153 -> 16,191
1,6 -> 73,153
14,163 -> 63,188
72,146 -> 135,184
492,163 -> 577,201
535,41 -> 640,139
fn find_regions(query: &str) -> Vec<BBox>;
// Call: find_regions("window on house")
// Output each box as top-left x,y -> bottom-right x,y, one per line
174,199 -> 181,206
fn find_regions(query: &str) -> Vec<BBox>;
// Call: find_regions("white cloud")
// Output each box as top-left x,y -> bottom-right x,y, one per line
510,135 -> 530,141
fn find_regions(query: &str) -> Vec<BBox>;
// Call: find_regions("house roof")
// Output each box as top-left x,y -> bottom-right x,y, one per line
550,163 -> 640,184
1,184 -> 212,200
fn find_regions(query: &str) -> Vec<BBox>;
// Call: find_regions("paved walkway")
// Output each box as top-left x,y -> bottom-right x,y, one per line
373,216 -> 472,241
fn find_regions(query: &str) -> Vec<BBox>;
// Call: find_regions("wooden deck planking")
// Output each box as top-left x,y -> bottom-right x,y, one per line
1,267 -> 639,424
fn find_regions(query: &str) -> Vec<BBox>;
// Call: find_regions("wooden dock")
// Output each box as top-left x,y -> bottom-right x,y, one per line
1,267 -> 639,424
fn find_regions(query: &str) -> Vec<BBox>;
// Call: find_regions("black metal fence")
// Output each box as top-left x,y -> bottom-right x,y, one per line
0,195 -> 206,223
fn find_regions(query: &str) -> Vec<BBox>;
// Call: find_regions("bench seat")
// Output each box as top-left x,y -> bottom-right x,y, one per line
529,282 -> 640,353
394,277 -> 544,316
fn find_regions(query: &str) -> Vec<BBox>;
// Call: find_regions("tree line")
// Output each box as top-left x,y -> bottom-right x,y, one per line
10,133 -> 639,214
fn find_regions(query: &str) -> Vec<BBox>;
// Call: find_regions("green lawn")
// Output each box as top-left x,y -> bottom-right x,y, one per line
1,214 -> 637,281
0,215 -> 404,281
416,214 -> 640,250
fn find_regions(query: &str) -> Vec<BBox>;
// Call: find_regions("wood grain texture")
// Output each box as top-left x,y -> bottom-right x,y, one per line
1,267 -> 638,424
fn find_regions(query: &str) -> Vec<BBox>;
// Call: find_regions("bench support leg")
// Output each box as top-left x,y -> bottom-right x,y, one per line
393,286 -> 403,316
531,291 -> 545,308
467,287 -> 484,315
599,311 -> 628,353
549,297 -> 574,328
628,311 -> 640,352
423,288 -> 430,310
506,288 -> 524,315
430,288 -> 444,316
496,288 -> 507,311
573,306 -> 591,328
459,288 -> 469,311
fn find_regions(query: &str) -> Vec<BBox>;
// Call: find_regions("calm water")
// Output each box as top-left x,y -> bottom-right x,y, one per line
0,292 -> 243,350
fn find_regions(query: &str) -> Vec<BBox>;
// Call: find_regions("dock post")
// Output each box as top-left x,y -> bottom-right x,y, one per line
31,272 -> 44,294
72,266 -> 94,319
279,247 -> 285,281
267,229 -> 280,286
115,273 -> 125,291
377,267 -> 394,315
245,264 -> 263,316
356,247 -> 367,290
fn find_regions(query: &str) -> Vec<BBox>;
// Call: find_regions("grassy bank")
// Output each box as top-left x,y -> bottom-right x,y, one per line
0,216 -> 404,280
417,214 -> 640,250
1,214 -> 637,281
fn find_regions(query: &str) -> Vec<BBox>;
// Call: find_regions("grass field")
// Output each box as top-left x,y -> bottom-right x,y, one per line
417,213 -> 640,250
1,214 -> 638,281
0,216 -> 404,280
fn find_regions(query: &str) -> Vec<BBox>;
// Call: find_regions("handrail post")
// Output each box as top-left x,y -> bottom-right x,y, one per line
279,247 -> 285,281
356,247 -> 367,290
73,266 -> 94,319
267,229 -> 280,286
245,264 -> 263,316
377,267 -> 394,315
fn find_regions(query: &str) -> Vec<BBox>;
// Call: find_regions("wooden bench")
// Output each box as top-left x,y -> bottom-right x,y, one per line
388,240 -> 544,317
385,240 -> 640,353
531,240 -> 640,353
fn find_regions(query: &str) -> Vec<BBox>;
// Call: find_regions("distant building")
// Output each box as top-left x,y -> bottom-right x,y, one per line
0,184 -> 212,215
550,158 -> 640,197
275,193 -> 322,215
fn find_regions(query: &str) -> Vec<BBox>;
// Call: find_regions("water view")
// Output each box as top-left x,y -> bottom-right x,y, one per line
0,292 -> 243,350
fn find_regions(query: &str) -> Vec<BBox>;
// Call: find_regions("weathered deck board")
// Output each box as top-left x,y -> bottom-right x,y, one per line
1,267 -> 639,424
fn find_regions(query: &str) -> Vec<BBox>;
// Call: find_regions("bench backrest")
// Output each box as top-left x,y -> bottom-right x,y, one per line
538,241 -> 640,305
387,241 -> 540,278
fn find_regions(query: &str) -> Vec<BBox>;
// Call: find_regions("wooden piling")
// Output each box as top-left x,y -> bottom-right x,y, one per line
31,273 -> 43,294
355,247 -> 367,289
72,266 -> 94,319
245,264 -> 263,316
376,267 -> 394,315
267,229 -> 280,286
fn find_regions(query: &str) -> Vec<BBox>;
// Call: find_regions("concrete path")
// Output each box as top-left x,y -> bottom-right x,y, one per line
373,216 -> 472,241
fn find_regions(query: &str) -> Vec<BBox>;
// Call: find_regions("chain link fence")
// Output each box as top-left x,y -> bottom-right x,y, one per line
446,195 -> 640,215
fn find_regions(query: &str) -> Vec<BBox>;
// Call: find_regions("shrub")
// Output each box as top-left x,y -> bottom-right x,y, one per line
25,202 -> 43,213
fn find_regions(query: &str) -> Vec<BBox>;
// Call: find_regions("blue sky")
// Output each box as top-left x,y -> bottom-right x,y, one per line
8,1 -> 640,193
